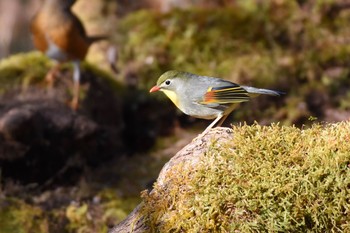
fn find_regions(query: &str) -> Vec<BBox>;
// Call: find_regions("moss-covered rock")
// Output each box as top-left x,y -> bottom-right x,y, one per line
140,122 -> 350,232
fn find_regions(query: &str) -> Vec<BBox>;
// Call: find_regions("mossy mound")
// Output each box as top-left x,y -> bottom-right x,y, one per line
0,198 -> 49,233
0,51 -> 122,100
0,52 -> 51,93
0,189 -> 139,233
142,122 -> 350,232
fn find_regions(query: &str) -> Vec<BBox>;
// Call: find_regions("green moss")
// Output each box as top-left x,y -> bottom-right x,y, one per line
118,7 -> 289,87
0,52 -> 122,104
0,52 -> 51,93
0,198 -> 48,233
0,189 -> 141,233
64,189 -> 141,233
99,189 -> 140,223
142,122 -> 350,232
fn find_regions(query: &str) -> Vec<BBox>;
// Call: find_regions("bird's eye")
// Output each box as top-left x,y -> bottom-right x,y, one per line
165,80 -> 171,85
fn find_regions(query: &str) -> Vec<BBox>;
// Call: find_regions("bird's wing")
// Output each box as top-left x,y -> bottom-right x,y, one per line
30,13 -> 49,52
64,14 -> 90,60
44,12 -> 89,60
200,85 -> 250,105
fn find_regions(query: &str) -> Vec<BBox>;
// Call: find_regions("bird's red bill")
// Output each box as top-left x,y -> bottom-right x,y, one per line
150,86 -> 160,93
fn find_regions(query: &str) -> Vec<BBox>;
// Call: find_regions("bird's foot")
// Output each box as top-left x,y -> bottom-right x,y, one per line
45,71 -> 55,89
192,128 -> 210,142
69,97 -> 79,111
45,65 -> 61,94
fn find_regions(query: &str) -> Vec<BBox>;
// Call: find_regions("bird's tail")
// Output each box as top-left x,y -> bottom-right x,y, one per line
242,86 -> 284,97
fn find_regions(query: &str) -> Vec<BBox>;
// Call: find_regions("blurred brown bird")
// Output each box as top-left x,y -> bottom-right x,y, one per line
30,0 -> 105,109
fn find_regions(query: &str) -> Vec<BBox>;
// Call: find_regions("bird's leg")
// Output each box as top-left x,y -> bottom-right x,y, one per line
107,45 -> 119,74
216,104 -> 238,127
199,114 -> 224,137
70,60 -> 81,110
216,113 -> 229,127
45,63 -> 61,90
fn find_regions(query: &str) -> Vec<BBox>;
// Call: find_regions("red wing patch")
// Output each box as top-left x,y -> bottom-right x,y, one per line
201,86 -> 250,104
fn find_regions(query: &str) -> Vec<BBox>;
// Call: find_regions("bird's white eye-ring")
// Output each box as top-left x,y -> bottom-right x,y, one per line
165,80 -> 171,85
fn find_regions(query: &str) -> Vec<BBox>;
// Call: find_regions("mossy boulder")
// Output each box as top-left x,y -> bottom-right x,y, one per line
112,122 -> 350,232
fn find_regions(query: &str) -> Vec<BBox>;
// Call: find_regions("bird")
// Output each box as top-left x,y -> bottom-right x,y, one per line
30,0 -> 106,109
150,70 -> 283,135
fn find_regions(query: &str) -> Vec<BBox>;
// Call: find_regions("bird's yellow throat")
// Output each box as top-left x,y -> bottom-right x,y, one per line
162,89 -> 181,109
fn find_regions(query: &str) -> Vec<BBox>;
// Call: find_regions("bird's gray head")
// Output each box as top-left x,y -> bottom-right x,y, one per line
153,70 -> 191,92
149,70 -> 194,109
